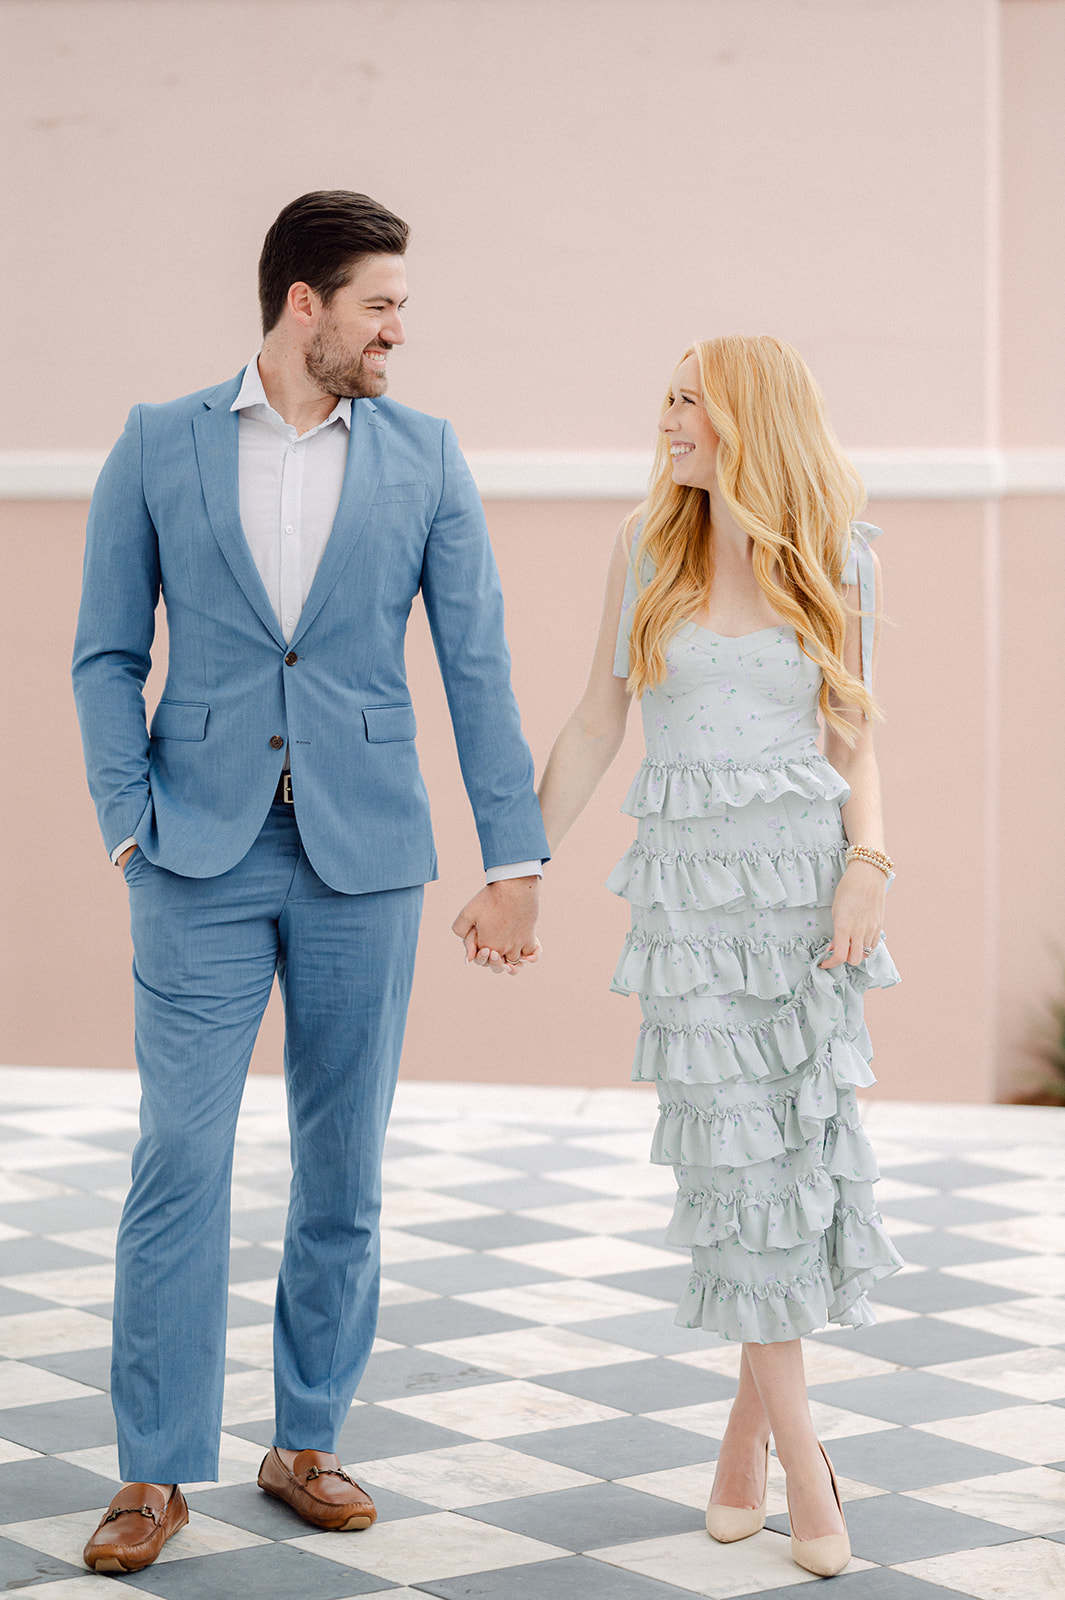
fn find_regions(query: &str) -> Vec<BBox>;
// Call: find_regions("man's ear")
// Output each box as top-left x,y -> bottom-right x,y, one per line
286,281 -> 319,328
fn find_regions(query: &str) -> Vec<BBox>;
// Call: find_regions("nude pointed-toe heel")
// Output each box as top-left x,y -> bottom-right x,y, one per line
705,1441 -> 769,1543
787,1441 -> 851,1577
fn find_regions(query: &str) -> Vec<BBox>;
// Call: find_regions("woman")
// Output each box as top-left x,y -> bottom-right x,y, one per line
535,337 -> 903,1577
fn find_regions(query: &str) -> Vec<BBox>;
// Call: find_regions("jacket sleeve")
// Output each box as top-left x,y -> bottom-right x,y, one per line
419,421 -> 550,872
71,406 -> 160,855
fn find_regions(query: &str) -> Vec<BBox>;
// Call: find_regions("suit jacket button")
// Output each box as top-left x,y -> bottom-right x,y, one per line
285,651 -> 298,665
269,735 -> 284,750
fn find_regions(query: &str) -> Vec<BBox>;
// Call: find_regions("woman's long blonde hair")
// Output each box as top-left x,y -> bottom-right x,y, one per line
627,335 -> 878,739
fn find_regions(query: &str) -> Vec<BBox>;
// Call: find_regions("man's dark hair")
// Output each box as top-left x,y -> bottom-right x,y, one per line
258,191 -> 410,336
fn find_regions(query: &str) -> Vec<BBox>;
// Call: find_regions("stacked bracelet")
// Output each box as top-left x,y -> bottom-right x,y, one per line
845,844 -> 894,878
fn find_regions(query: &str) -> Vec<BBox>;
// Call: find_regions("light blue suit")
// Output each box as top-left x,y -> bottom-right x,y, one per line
73,371 -> 549,1481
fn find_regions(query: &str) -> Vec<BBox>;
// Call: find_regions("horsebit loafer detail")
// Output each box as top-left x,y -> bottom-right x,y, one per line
83,1483 -> 188,1572
258,1447 -> 377,1530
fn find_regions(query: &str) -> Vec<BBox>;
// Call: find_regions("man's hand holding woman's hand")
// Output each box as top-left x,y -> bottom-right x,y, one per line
451,877 -> 542,977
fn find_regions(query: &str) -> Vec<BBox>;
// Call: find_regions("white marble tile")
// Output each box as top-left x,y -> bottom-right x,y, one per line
0,1308 -> 112,1358
669,1341 -> 901,1386
12,1580 -> 166,1599
288,1511 -> 568,1584
589,1527 -> 873,1596
380,1152 -> 526,1190
863,1140 -> 942,1169
519,1197 -> 675,1236
61,1431 -> 272,1491
875,1212 -> 933,1238
345,1439 -> 597,1507
957,1178 -> 1065,1214
385,1121 -> 551,1154
380,1228 -> 469,1265
927,1346 -> 1065,1402
0,1436 -> 41,1465
228,1277 -> 278,1307
618,1457 -> 884,1518
456,1279 -> 672,1325
0,1107 -> 140,1139
377,1377 -> 625,1439
491,1234 -> 682,1279
896,1537 -> 1065,1600
874,1176 -> 939,1203
554,1162 -> 678,1198
233,1111 -> 291,1143
0,1262 -> 115,1307
0,1223 -> 28,1243
0,1505 -> 267,1568
566,1130 -> 658,1162
231,1146 -> 292,1179
0,1360 -> 101,1409
225,1322 -> 274,1367
422,1326 -> 653,1379
221,1367 -> 276,1425
378,1278 -> 440,1308
916,1403 -> 1065,1465
953,1214 -> 1065,1255
0,1137 -> 122,1171
48,1227 -> 118,1259
944,1255 -> 1065,1296
380,1190 -> 496,1228
933,1297 -> 1065,1347
646,1398 -> 895,1444
372,1337 -> 402,1355
905,1466 -> 1065,1534
229,1181 -> 286,1211
819,1300 -> 918,1326
966,1145 -> 1065,1180
0,1172 -> 73,1203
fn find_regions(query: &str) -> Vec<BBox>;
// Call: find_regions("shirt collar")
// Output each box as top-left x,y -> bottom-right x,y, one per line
231,355 -> 352,431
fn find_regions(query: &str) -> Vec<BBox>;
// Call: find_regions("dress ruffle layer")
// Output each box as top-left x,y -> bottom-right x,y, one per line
607,841 -> 847,912
622,752 -> 850,820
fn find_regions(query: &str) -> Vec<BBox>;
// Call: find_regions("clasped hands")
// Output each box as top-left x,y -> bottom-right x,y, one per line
451,877 -> 542,977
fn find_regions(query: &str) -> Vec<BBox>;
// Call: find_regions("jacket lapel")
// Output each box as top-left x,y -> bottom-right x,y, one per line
289,400 -> 387,648
192,377 -> 286,648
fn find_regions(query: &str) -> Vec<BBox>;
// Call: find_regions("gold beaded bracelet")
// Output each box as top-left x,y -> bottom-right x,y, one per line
845,844 -> 894,878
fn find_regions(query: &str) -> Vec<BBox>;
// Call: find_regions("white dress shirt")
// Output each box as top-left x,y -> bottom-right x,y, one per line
114,356 -> 540,884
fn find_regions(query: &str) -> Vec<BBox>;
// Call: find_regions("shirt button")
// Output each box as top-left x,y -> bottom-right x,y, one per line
285,616 -> 296,628
284,525 -> 294,535
285,651 -> 298,666
289,444 -> 297,453
269,735 -> 284,750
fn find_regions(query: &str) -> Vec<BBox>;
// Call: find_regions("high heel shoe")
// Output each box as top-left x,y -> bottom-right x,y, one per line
705,1440 -> 769,1543
786,1440 -> 850,1577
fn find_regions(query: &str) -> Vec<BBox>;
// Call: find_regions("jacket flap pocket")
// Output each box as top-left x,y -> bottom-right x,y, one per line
375,481 -> 428,505
151,700 -> 209,741
363,704 -> 417,743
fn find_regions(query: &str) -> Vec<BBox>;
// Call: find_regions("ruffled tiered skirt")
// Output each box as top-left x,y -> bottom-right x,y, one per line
609,752 -> 903,1343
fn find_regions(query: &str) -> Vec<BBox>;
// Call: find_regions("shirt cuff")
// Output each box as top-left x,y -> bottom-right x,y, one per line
485,860 -> 543,884
110,836 -> 137,866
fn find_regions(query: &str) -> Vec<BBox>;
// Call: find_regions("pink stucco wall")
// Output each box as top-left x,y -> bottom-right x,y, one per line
4,0 -> 1064,1100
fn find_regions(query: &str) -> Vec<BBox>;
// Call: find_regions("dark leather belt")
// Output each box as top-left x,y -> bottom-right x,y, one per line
273,773 -> 294,805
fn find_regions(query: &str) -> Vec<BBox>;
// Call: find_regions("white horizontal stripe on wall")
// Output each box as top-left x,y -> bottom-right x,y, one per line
2,448 -> 1065,502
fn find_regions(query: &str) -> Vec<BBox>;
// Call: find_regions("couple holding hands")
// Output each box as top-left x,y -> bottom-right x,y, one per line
73,189 -> 901,1579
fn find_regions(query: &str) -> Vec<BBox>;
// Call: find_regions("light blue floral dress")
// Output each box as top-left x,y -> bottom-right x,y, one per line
610,524 -> 903,1342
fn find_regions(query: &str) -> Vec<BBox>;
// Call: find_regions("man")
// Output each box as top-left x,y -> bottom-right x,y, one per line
72,191 -> 547,1573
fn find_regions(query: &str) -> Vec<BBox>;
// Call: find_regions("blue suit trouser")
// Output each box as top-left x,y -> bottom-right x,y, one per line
114,802 -> 423,1483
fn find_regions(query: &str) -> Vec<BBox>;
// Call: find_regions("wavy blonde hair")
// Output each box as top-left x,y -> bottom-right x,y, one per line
627,335 -> 878,740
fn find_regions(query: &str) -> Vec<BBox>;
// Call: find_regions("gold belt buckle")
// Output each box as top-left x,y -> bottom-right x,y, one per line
282,773 -> 293,804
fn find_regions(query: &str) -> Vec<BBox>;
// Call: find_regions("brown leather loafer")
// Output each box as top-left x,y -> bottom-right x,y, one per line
258,1447 -> 376,1530
83,1483 -> 188,1572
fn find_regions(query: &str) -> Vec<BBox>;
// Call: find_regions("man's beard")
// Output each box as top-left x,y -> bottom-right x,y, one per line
305,316 -> 388,399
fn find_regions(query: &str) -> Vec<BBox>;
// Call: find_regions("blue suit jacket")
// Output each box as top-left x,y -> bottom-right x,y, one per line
72,371 -> 549,894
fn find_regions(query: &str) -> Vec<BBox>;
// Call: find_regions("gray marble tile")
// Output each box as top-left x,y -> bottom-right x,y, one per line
596,1265 -> 692,1302
383,1253 -> 562,1296
808,1371 -> 1024,1424
0,1237 -> 105,1276
752,1569 -> 973,1597
441,1177 -> 602,1211
768,1490 -> 1020,1563
78,1127 -> 142,1153
402,1214 -> 581,1251
0,1392 -> 116,1453
826,1426 -> 1027,1490
356,1347 -> 505,1403
117,1540 -> 385,1597
495,1416 -> 718,1477
807,1315 -> 1027,1368
0,1195 -> 124,1235
483,1144 -> 623,1174
890,1159 -> 1036,1193
185,1478 -> 432,1538
228,1244 -> 285,1282
375,1297 -> 535,1348
0,1454 -> 117,1518
0,1530 -> 85,1587
0,1286 -> 59,1317
420,1552 -> 696,1599
902,1231 -> 1032,1270
227,1206 -> 290,1244
334,1404 -> 476,1460
24,1347 -> 113,1391
536,1359 -> 734,1414
884,1194 -> 1026,1229
468,1480 -> 702,1548
868,1272 -> 1027,1315
227,1293 -> 277,1328
52,1159 -> 133,1192
574,1309 -> 726,1358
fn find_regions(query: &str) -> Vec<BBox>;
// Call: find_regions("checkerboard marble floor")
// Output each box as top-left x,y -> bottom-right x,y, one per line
0,1068 -> 1062,1599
